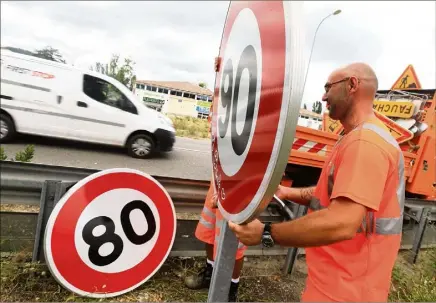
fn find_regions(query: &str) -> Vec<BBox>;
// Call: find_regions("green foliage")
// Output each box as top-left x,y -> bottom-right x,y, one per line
1,46 -> 36,57
91,54 -> 137,90
2,46 -> 66,64
0,145 -> 34,162
312,101 -> 322,114
389,249 -> 436,302
198,82 -> 207,88
34,46 -> 66,63
0,146 -> 7,161
167,115 -> 210,139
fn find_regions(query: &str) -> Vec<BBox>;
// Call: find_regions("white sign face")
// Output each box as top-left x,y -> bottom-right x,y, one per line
74,188 -> 160,274
217,7 -> 263,177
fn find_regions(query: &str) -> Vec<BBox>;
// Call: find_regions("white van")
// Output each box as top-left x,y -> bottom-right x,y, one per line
0,50 -> 176,159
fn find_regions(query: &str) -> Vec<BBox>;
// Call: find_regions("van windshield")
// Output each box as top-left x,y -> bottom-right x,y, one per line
83,74 -> 137,114
113,79 -> 138,103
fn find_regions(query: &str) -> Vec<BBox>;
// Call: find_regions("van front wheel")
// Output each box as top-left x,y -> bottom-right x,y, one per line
0,114 -> 16,143
127,134 -> 155,159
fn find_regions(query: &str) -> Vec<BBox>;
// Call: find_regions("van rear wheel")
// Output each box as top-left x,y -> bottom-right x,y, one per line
127,134 -> 155,159
0,114 -> 16,143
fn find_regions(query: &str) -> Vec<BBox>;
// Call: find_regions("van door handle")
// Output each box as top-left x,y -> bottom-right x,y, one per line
77,101 -> 88,108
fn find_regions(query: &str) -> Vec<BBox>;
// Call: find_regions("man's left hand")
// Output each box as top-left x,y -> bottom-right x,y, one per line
228,219 -> 265,246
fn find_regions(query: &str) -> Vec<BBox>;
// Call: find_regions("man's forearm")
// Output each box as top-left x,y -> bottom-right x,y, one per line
270,208 -> 353,247
282,186 -> 316,206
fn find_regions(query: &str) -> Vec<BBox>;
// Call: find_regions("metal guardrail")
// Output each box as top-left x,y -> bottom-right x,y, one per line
0,161 -> 211,211
1,160 -> 435,269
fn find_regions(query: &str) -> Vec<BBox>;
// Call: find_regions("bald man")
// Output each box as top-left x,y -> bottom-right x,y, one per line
229,63 -> 405,302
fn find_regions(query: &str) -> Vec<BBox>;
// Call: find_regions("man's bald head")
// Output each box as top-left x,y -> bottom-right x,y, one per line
340,62 -> 378,98
322,62 -> 379,122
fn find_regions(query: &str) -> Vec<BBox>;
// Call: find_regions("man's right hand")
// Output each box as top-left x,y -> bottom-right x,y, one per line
275,185 -> 288,201
274,185 -> 315,207
211,189 -> 218,209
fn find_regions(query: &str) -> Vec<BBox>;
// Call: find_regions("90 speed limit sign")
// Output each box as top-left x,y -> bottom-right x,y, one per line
211,1 -> 305,224
43,168 -> 176,298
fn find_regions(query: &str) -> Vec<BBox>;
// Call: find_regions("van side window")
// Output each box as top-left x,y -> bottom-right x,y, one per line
83,74 -> 137,114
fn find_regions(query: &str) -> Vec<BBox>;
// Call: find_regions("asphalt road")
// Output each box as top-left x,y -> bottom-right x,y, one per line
1,134 -> 213,180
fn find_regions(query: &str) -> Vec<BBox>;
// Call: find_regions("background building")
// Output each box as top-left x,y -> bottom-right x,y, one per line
134,80 -> 323,129
134,80 -> 213,119
298,108 -> 323,130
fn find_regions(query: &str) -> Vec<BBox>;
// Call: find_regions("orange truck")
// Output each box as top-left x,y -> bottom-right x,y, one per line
283,66 -> 435,202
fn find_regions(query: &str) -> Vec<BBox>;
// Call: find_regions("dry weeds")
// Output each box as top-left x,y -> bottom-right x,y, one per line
1,249 -> 434,302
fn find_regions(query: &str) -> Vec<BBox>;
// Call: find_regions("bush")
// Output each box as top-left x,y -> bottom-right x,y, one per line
167,115 -> 210,139
0,145 -> 35,162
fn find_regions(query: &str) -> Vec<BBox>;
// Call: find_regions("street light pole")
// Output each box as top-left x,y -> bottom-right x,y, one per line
302,9 -> 342,101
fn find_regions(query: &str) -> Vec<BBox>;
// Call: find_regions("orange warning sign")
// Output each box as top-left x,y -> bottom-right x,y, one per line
322,112 -> 413,144
373,100 -> 415,118
391,65 -> 422,90
322,113 -> 344,135
374,111 -> 414,144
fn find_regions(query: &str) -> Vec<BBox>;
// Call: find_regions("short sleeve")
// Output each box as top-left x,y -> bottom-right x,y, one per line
330,139 -> 391,211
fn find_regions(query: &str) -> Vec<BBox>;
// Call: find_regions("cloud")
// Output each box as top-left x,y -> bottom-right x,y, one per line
1,0 -> 434,107
301,1 -> 436,107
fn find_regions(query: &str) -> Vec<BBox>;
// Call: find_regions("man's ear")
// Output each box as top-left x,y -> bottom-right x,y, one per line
349,76 -> 358,93
352,76 -> 360,90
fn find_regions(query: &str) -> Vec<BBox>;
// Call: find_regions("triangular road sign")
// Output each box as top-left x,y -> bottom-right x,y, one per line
322,113 -> 344,135
391,65 -> 422,90
322,111 -> 413,144
373,111 -> 414,144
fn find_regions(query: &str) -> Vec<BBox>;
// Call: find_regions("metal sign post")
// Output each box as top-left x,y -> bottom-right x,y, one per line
207,221 -> 239,303
207,0 -> 305,301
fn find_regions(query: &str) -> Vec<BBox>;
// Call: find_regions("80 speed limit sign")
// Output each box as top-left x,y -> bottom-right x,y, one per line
43,168 -> 176,298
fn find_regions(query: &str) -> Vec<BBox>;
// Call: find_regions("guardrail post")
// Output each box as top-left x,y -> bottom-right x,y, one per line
32,180 -> 59,262
32,180 -> 76,262
282,204 -> 308,275
408,207 -> 430,264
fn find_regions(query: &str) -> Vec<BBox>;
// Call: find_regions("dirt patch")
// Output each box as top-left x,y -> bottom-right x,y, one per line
1,249 -> 434,302
0,204 -> 40,213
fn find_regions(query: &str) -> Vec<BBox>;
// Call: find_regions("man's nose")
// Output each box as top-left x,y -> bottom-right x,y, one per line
322,93 -> 328,102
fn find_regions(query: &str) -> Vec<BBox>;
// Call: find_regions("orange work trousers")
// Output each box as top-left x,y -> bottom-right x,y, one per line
194,182 -> 247,260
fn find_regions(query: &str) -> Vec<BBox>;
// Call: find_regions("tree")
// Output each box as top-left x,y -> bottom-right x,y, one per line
312,101 -> 322,114
34,46 -> 66,63
91,54 -> 137,91
303,103 -> 307,110
1,46 -> 36,57
2,46 -> 66,64
199,82 -> 207,88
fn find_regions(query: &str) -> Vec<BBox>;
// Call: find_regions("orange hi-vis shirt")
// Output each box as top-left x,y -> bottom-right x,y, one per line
302,115 -> 406,302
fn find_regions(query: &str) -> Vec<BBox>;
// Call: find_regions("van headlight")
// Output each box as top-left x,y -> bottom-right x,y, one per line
159,115 -> 174,127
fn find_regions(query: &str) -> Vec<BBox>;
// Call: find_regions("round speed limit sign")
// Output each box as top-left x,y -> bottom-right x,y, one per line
211,1 -> 305,224
43,168 -> 176,298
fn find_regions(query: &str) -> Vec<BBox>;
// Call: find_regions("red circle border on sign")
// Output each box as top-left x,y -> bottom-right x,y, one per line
212,1 -> 287,216
46,171 -> 175,296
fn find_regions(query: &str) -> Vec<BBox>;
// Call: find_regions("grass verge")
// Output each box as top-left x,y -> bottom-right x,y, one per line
0,249 -> 434,302
389,248 -> 436,302
167,115 -> 210,139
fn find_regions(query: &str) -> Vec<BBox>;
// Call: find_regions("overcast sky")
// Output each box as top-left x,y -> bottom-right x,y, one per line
1,1 -> 435,108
